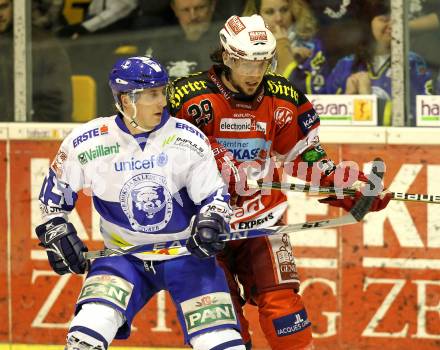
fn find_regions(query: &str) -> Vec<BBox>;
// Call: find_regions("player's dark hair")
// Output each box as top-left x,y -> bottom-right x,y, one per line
210,46 -> 224,64
254,0 -> 262,12
352,1 -> 391,72
210,46 -> 231,74
352,22 -> 374,71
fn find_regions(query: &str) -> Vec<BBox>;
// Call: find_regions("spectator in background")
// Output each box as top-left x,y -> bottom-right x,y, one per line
324,1 -> 432,126
57,0 -> 138,38
131,1 -> 176,29
409,0 -> 440,91
306,0 -> 365,68
32,0 -> 64,31
0,0 -> 72,122
110,0 -> 241,115
212,0 -> 246,21
243,0 -> 329,93
142,0 -> 221,79
131,0 -> 245,30
171,0 -> 216,41
409,0 -> 440,32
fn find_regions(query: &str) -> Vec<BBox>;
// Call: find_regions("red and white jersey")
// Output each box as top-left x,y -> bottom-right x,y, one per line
169,65 -> 322,229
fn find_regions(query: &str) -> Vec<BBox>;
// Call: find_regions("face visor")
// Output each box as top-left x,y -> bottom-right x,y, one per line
224,54 -> 276,76
115,84 -> 168,132
127,85 -> 168,105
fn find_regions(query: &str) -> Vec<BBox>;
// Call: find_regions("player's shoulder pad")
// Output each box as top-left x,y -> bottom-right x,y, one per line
170,117 -> 209,143
167,117 -> 211,158
264,72 -> 307,106
66,116 -> 114,150
168,71 -> 212,110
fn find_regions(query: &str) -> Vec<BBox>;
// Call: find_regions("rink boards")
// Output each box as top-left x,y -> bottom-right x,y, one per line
0,123 -> 439,350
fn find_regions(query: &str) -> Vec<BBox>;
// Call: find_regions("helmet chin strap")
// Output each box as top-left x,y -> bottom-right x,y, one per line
115,97 -> 153,133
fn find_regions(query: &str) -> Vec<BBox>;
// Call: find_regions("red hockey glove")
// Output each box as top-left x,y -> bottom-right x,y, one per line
293,154 -> 368,189
318,190 -> 392,212
318,160 -> 392,212
209,138 -> 248,198
318,161 -> 369,188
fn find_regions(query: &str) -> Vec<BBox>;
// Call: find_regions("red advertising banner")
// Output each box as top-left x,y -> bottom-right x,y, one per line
2,126 -> 440,349
335,145 -> 440,350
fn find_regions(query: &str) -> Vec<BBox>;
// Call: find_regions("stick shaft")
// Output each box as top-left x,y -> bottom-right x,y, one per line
84,213 -> 356,260
85,159 -> 383,260
254,182 -> 440,204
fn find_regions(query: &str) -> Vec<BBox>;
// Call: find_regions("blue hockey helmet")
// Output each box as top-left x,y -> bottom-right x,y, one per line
108,56 -> 169,104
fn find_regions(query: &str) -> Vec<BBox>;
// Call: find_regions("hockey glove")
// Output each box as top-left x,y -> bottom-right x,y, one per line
317,160 -> 369,188
319,190 -> 392,212
57,24 -> 88,38
318,163 -> 391,212
35,217 -> 88,275
186,212 -> 228,259
210,138 -> 248,198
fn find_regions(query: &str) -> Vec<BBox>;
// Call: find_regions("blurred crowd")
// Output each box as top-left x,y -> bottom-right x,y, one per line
1,0 -> 439,125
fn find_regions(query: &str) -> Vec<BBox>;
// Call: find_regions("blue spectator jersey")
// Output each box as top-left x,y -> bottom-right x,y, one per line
284,36 -> 329,94
324,52 -> 433,125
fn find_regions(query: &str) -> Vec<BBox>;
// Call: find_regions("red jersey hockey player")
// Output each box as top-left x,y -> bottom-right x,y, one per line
168,14 -> 390,350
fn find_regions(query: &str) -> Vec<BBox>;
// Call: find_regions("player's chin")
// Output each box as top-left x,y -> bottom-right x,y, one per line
144,112 -> 162,124
152,112 -> 162,120
242,84 -> 260,96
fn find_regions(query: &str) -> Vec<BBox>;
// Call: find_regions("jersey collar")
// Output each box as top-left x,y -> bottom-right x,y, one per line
115,109 -> 170,150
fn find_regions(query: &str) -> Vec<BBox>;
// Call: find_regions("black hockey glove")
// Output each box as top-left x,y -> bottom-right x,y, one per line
186,212 -> 228,259
35,217 -> 88,275
57,24 -> 88,38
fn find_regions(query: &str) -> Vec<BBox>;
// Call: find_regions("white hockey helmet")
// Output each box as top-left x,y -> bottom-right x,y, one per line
219,15 -> 277,61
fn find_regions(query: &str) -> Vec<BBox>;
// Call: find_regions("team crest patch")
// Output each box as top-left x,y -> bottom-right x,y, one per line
274,107 -> 293,128
120,173 -> 173,232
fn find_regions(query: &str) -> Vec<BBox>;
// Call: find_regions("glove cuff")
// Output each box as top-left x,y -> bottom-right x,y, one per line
35,217 -> 75,247
35,217 -> 67,238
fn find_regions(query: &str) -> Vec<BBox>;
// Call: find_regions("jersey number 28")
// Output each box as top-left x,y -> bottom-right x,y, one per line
187,99 -> 214,127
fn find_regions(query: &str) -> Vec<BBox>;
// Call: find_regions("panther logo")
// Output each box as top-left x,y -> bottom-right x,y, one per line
120,173 -> 173,232
132,186 -> 166,219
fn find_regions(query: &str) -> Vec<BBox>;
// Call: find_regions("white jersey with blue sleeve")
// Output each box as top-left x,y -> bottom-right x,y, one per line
39,111 -> 229,260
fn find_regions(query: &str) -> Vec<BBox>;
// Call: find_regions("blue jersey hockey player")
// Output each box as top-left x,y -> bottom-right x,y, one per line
35,56 -> 245,350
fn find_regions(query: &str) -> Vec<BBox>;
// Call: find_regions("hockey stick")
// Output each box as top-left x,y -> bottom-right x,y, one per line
84,159 -> 384,260
250,181 -> 440,204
